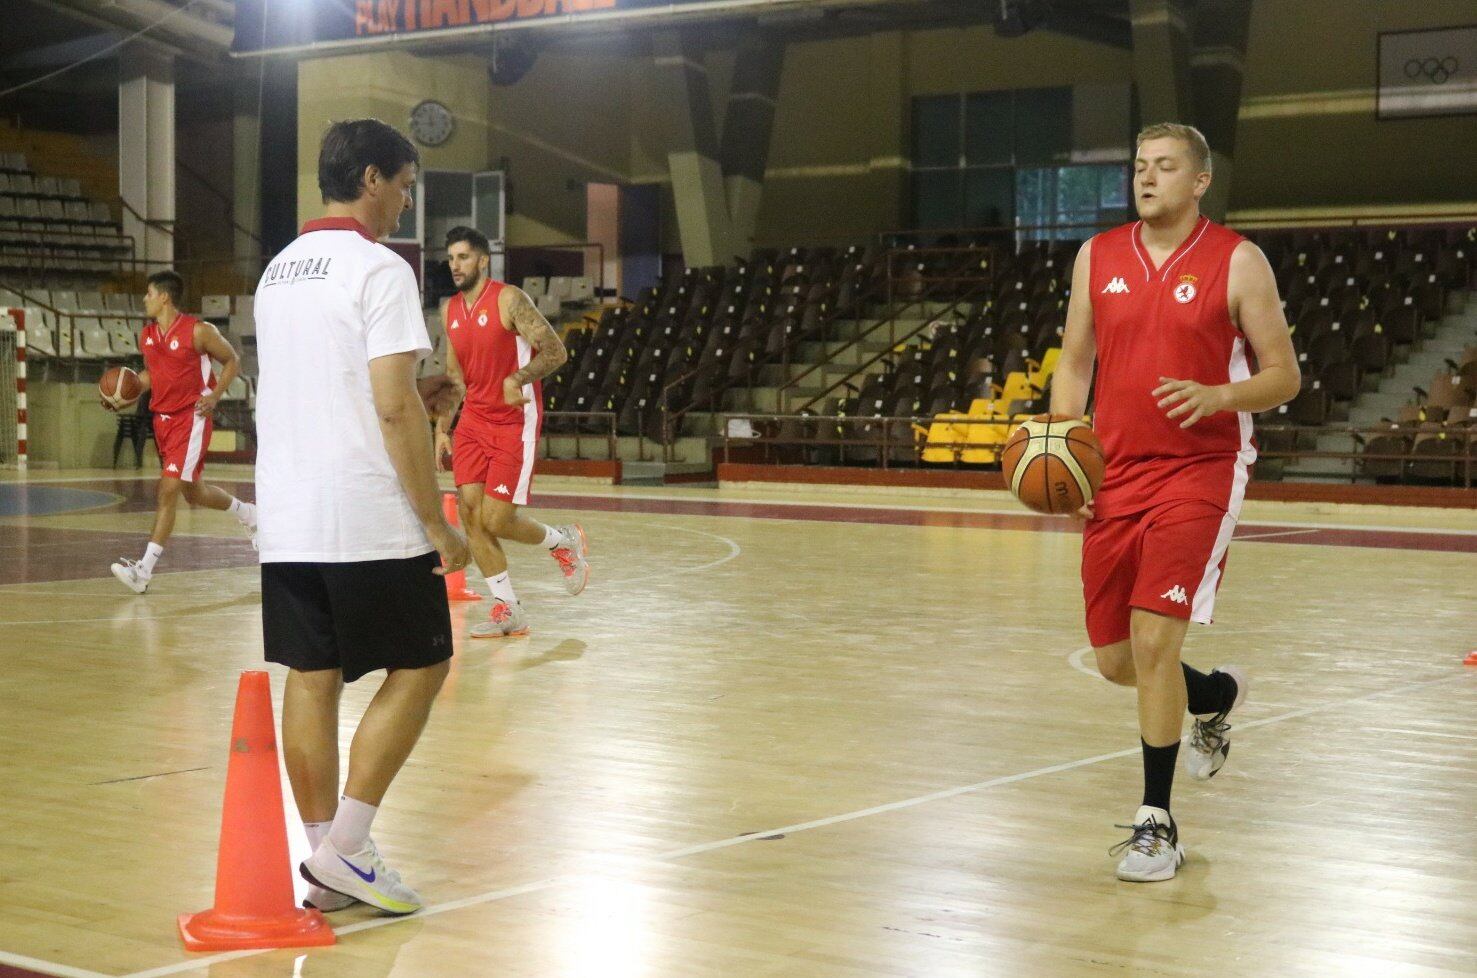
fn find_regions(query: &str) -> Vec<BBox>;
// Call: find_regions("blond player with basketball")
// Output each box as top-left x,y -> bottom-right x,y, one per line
437,226 -> 588,639
105,270 -> 258,593
1051,123 -> 1300,881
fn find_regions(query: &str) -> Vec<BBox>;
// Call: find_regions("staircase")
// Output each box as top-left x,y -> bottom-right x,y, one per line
1289,291 -> 1475,480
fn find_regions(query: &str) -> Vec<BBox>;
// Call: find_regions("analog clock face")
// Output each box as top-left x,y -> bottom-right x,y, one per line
409,100 -> 454,148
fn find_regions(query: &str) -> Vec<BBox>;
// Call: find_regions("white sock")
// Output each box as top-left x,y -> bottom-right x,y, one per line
327,796 -> 377,853
304,819 -> 332,852
139,542 -> 163,575
487,571 -> 518,606
537,524 -> 561,549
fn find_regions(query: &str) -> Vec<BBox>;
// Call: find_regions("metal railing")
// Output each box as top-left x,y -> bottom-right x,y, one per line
715,415 -> 1477,487
539,410 -> 618,462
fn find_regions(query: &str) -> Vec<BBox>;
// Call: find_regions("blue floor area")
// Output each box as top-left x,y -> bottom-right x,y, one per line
0,484 -> 120,517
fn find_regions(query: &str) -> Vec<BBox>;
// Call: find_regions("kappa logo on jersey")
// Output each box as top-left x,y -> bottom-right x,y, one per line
144,336 -> 155,345
1174,273 -> 1198,304
1102,277 -> 1131,294
1161,585 -> 1189,605
477,312 -> 488,327
493,483 -> 511,495
450,318 -> 461,330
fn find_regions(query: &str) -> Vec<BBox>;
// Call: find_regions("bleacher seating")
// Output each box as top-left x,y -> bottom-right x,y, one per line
0,151 -> 132,277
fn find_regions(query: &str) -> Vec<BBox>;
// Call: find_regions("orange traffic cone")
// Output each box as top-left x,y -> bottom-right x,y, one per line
178,671 -> 335,951
443,492 -> 479,602
1464,650 -> 1477,666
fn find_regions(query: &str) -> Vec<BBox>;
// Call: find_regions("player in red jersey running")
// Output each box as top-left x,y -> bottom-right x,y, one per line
437,226 -> 588,638
1051,124 -> 1300,881
105,270 -> 258,592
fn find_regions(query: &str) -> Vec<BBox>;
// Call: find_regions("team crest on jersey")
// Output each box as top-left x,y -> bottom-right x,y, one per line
477,312 -> 488,327
1174,274 -> 1198,304
169,339 -> 179,349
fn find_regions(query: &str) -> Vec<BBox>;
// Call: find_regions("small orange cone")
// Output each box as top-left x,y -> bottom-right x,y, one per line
443,492 -> 479,602
178,671 -> 335,951
1464,650 -> 1477,666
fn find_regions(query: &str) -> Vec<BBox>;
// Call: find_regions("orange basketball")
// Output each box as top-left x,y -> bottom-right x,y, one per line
99,366 -> 141,408
1000,414 -> 1105,515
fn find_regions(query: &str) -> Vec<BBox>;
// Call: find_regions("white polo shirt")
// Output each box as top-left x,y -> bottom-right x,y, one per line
253,217 -> 433,563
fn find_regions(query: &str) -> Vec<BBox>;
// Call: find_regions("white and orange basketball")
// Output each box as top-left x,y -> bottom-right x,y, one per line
1000,414 -> 1105,515
99,366 -> 141,409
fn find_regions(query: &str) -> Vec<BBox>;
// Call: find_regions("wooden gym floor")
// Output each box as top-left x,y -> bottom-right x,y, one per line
1,467 -> 1475,978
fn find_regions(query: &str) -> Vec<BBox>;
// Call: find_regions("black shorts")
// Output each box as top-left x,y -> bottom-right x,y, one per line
262,552 -> 453,683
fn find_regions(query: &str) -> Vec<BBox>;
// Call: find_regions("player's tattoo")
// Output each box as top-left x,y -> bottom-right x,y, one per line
504,288 -> 568,386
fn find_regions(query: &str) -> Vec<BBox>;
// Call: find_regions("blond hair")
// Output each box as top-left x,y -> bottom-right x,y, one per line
1135,123 -> 1212,175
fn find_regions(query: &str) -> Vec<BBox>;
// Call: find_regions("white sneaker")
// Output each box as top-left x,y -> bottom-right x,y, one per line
299,837 -> 423,916
1112,806 -> 1185,882
238,502 -> 259,552
303,884 -> 356,913
549,524 -> 589,596
110,558 -> 150,594
1187,666 -> 1249,781
471,600 -> 529,639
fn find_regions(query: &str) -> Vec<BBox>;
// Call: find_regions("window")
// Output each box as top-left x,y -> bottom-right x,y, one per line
910,87 -> 1126,242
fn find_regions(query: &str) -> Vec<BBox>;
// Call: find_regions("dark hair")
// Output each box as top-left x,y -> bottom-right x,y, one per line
445,225 -> 491,255
147,270 -> 185,306
318,119 -> 419,204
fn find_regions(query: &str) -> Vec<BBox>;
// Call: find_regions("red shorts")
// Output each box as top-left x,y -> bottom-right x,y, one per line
453,423 -> 534,505
1081,499 -> 1238,648
152,410 -> 211,483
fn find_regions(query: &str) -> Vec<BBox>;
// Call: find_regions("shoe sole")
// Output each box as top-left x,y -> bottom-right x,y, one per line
1190,665 -> 1248,780
1116,844 -> 1187,882
303,894 -> 357,912
470,627 -> 531,640
299,861 -> 421,916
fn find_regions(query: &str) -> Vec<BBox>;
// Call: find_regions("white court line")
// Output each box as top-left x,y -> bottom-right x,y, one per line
1363,726 -> 1477,743
0,950 -> 115,978
1067,645 -> 1104,679
111,670 -> 1473,978
1234,529 -> 1321,541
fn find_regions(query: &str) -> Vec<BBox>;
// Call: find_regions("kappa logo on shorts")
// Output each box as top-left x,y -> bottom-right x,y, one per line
166,463 -> 180,473
493,483 -> 511,495
1161,585 -> 1189,605
1102,277 -> 1130,294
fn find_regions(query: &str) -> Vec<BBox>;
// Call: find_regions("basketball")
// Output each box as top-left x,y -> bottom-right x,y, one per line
1001,414 -> 1105,515
99,366 -> 141,408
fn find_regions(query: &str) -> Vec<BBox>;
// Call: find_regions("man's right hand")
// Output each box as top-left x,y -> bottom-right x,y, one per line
426,520 -> 470,576
1072,503 -> 1095,521
434,432 -> 453,471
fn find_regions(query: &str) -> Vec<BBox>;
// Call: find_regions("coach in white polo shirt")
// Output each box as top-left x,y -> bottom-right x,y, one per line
254,118 -> 469,917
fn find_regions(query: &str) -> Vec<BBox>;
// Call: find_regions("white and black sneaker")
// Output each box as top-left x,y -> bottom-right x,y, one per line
303,884 -> 356,913
1112,805 -> 1185,882
299,837 -> 423,916
110,558 -> 150,594
1187,666 -> 1249,781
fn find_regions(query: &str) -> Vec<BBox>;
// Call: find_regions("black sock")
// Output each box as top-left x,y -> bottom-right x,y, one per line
1183,663 -> 1236,716
1141,738 -> 1180,812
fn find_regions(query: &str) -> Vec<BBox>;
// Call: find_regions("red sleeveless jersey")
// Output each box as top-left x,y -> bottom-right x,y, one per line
446,280 -> 543,437
140,314 -> 214,415
1087,216 -> 1257,518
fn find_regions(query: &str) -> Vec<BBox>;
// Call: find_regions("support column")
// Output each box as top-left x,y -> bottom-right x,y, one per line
719,30 -> 784,260
1190,0 -> 1252,221
119,47 -> 175,268
653,30 -> 735,268
1129,0 -> 1194,126
865,31 -> 907,232
232,63 -> 264,277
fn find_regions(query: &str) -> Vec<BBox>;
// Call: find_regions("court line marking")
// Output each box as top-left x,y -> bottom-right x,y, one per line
1067,645 -> 1104,679
110,670 -> 1473,978
10,477 -> 1477,538
0,950 -> 115,978
1363,726 -> 1477,743
1234,529 -> 1320,541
